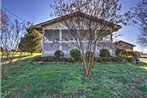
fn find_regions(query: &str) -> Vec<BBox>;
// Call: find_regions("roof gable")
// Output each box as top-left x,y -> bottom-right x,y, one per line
113,40 -> 135,47
34,11 -> 121,31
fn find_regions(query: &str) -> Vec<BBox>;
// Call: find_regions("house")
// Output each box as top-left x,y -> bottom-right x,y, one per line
34,11 -> 121,57
113,40 -> 135,51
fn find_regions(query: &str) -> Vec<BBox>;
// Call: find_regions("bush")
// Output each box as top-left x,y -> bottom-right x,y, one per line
70,49 -> 80,61
68,58 -> 76,63
102,57 -> 111,63
111,56 -> 118,62
119,50 -> 138,58
54,56 -> 68,62
46,56 -> 55,62
32,56 -> 55,62
60,57 -> 68,62
135,51 -> 141,57
41,57 -> 48,62
122,56 -> 133,63
97,57 -> 103,63
111,56 -> 125,63
115,48 -> 125,57
54,50 -> 64,60
127,51 -> 138,58
99,49 -> 110,57
97,57 -> 111,63
32,56 -> 42,62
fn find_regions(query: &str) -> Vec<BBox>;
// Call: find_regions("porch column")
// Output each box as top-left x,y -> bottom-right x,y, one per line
110,29 -> 113,55
59,29 -> 62,50
42,29 -> 45,57
110,33 -> 113,43
95,30 -> 98,55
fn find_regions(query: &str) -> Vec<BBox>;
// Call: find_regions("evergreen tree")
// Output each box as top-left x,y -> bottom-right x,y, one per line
19,28 -> 41,55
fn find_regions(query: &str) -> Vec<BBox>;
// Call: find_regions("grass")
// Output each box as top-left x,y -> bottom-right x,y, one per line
0,52 -> 40,65
1,55 -> 147,98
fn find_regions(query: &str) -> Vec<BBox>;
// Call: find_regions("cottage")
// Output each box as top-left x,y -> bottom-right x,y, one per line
34,11 -> 121,57
113,40 -> 135,51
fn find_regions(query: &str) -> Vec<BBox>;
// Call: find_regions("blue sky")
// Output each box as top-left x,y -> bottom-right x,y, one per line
1,0 -> 147,53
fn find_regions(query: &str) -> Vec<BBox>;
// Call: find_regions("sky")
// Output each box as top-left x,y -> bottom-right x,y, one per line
1,0 -> 147,53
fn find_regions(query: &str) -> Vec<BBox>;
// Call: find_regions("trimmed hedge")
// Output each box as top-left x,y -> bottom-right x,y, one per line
99,49 -> 110,57
70,49 -> 80,61
97,57 -> 112,63
68,58 -> 76,63
32,56 -> 55,62
54,50 -> 64,60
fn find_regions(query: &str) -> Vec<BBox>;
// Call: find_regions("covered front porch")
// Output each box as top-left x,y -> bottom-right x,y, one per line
42,29 -> 112,57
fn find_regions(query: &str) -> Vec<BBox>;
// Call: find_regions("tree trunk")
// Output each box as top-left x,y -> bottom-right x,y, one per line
84,69 -> 91,80
31,52 -> 33,55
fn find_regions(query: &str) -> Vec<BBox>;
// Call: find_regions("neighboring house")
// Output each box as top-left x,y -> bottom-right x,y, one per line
113,40 -> 135,51
34,11 -> 121,57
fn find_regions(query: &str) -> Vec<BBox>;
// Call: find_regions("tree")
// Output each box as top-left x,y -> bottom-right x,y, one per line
0,9 -> 10,57
51,0 -> 124,80
0,9 -> 26,79
0,10 -> 26,59
19,28 -> 41,55
131,0 -> 147,46
0,9 -> 25,57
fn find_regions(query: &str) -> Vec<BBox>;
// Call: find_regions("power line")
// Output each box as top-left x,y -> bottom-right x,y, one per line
1,6 -> 28,23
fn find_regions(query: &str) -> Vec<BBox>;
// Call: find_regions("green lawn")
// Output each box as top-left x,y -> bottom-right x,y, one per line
1,56 -> 147,98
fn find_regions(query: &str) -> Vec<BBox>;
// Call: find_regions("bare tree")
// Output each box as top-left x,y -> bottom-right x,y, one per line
0,9 -> 26,79
131,0 -> 147,46
1,19 -> 26,60
51,0 -> 124,80
0,9 -> 10,57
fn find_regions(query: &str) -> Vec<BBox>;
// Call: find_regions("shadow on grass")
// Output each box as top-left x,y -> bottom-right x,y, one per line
1,55 -> 31,62
1,54 -> 41,79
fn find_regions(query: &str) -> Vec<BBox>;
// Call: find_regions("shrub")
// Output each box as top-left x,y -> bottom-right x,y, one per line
54,55 -> 68,62
119,50 -> 127,57
42,57 -> 51,62
63,57 -> 69,62
135,51 -> 141,57
32,56 -> 55,62
115,48 -> 125,57
122,56 -> 133,63
68,58 -> 76,63
102,57 -> 111,63
99,49 -> 110,57
46,56 -> 55,62
54,50 -> 64,60
119,50 -> 138,58
97,57 -> 103,63
97,57 -> 111,63
70,49 -> 80,61
111,56 -> 118,62
32,56 -> 42,62
127,51 -> 138,58
111,56 -> 122,62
